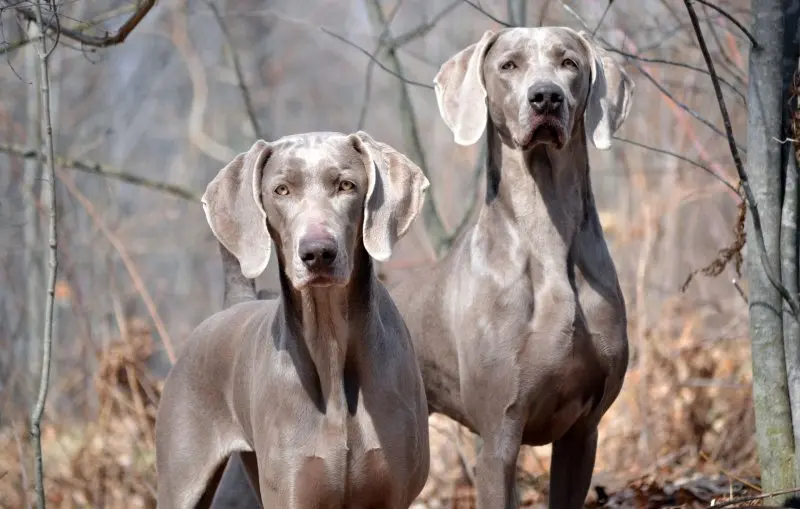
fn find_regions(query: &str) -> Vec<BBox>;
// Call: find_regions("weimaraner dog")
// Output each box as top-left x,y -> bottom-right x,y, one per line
390,27 -> 634,509
155,131 -> 431,509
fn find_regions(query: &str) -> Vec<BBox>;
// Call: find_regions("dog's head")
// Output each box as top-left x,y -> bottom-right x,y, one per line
202,132 -> 429,290
434,26 -> 634,151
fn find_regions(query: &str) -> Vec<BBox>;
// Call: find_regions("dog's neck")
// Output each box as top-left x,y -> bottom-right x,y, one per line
478,119 -> 591,258
279,246 -> 374,421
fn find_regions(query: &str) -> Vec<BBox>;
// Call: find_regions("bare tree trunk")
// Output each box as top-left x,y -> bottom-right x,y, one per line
30,2 -> 59,507
781,143 -> 800,486
22,21 -> 44,407
781,0 -> 800,487
747,0 -> 796,495
507,0 -> 527,26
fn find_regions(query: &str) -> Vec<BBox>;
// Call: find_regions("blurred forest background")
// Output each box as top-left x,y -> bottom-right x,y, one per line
0,0 -> 759,507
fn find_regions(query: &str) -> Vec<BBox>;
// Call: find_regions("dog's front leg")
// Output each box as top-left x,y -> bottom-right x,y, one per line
548,425 -> 598,509
474,418 -> 523,509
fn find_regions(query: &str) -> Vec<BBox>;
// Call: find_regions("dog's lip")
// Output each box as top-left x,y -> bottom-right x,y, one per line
297,271 -> 346,288
520,116 -> 565,150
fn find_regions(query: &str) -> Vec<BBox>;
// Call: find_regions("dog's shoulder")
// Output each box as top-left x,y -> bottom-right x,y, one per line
182,300 -> 280,351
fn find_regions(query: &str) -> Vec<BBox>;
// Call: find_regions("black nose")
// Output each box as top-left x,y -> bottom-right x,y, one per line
298,237 -> 338,270
528,83 -> 564,114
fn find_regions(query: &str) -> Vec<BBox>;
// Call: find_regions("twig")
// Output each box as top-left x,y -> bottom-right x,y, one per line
708,487 -> 800,508
29,1 -> 57,507
698,450 -> 761,493
364,0 -> 450,254
0,144 -> 202,202
562,3 -> 747,153
461,0 -> 511,27
171,5 -> 238,164
703,7 -> 748,85
320,26 -> 434,89
604,48 -> 745,102
684,0 -> 800,318
8,0 -> 155,48
690,0 -> 758,48
732,278 -> 749,304
389,0 -> 461,48
55,169 -> 176,364
356,0 -> 406,130
628,57 -> 745,151
0,35 -> 39,56
592,1 -> 613,36
613,136 -> 738,194
202,0 -> 263,139
191,5 -> 437,91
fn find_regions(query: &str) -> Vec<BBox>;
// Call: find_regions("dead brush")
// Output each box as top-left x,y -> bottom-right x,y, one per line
594,296 -> 757,481
0,318 -> 161,509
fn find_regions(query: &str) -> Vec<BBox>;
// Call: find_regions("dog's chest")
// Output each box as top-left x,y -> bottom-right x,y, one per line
286,404 -> 398,507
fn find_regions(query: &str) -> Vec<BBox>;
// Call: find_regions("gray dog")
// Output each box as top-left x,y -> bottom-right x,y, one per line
390,26 -> 634,509
155,131 -> 431,509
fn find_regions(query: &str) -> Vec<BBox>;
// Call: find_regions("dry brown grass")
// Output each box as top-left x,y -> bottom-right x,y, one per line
1,319 -> 160,509
0,301 -> 758,509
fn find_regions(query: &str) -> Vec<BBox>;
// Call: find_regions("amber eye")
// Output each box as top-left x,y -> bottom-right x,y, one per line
562,58 -> 578,69
501,60 -> 517,71
274,184 -> 289,196
339,180 -> 355,192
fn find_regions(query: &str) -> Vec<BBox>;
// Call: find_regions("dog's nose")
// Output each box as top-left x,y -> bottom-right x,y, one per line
528,83 -> 564,114
299,236 -> 338,270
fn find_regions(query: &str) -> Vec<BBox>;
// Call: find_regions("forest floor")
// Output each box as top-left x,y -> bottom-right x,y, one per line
0,315 -> 787,509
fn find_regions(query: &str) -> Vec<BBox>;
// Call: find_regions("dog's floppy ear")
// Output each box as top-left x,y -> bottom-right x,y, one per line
348,131 -> 430,261
202,140 -> 274,279
578,31 -> 635,150
434,29 -> 500,146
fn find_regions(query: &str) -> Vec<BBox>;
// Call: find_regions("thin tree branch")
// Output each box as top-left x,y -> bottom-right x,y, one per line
357,57 -> 377,130
707,487 -> 800,509
8,0 -> 155,48
0,144 -> 202,202
629,53 -> 745,150
0,35 -> 37,55
604,47 -> 745,102
29,1 -> 56,507
683,0 -> 799,317
703,5 -> 748,84
171,5 -> 237,164
356,0 -> 459,125
613,135 -> 739,194
461,0 -> 511,27
562,3 -> 747,153
55,167 -> 176,364
592,1 -> 613,36
196,6 -> 437,90
389,0 -> 461,48
320,26 -> 434,89
202,0 -> 263,139
364,0 -> 449,254
356,0 -> 406,130
690,0 -> 758,48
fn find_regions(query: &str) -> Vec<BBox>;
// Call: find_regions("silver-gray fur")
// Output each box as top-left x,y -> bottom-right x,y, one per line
390,26 -> 634,509
154,131 -> 431,509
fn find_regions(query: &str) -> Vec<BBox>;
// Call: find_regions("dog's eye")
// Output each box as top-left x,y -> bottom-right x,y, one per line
338,180 -> 355,192
501,60 -> 517,71
274,184 -> 289,196
562,58 -> 578,69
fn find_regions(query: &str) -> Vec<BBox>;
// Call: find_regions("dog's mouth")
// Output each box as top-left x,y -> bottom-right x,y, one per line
305,273 -> 337,287
520,116 -> 566,150
293,270 -> 348,290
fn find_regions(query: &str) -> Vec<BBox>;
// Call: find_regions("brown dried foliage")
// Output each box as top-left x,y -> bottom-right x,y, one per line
0,320 -> 160,509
